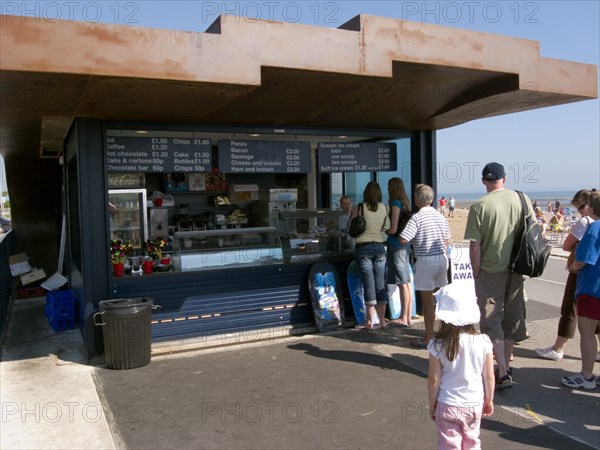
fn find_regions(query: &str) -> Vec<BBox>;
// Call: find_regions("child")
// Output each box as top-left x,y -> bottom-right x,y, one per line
427,284 -> 495,450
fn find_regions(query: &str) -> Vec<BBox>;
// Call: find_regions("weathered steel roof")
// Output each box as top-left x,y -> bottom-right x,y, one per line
0,13 -> 597,159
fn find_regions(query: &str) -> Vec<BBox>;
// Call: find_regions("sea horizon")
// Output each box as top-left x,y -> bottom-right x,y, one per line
445,189 -> 584,204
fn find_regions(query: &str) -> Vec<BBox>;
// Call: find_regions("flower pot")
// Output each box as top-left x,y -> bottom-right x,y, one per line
112,262 -> 125,278
142,259 -> 154,275
160,257 -> 171,265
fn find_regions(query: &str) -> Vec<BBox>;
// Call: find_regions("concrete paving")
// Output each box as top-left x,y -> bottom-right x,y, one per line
0,297 -> 115,449
1,248 -> 599,449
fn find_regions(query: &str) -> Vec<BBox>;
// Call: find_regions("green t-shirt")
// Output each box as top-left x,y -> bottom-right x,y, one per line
464,189 -> 533,273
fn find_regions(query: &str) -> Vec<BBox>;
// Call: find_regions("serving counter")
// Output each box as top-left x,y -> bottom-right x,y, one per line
171,227 -> 283,272
277,209 -> 352,262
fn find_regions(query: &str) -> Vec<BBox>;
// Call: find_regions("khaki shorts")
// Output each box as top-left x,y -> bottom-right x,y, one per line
475,270 -> 527,342
414,254 -> 448,291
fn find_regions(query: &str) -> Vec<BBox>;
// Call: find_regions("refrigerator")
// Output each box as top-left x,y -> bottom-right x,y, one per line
108,189 -> 148,252
267,189 -> 297,235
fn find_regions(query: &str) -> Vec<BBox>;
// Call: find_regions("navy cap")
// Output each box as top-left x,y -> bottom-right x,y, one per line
482,162 -> 505,181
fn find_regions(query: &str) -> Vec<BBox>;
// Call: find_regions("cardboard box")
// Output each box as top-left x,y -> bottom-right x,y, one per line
21,268 -> 47,286
228,184 -> 259,207
9,253 -> 31,276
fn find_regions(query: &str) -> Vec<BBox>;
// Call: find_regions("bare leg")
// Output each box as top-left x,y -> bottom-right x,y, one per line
552,335 -> 569,353
399,283 -> 412,324
494,339 -> 508,378
376,303 -> 387,328
578,317 -> 599,378
504,340 -> 515,370
420,290 -> 435,344
366,305 -> 376,328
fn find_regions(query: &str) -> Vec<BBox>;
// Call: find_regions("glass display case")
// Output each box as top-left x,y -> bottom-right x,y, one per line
277,209 -> 351,262
108,189 -> 148,252
172,227 -> 283,272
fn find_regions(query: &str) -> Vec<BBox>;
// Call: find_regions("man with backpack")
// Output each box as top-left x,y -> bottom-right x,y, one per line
464,162 -> 532,390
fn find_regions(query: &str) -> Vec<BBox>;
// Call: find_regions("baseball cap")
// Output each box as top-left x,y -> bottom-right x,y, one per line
482,162 -> 505,181
434,284 -> 480,326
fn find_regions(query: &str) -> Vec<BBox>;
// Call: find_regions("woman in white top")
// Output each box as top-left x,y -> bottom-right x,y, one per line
535,188 -> 600,362
352,181 -> 389,329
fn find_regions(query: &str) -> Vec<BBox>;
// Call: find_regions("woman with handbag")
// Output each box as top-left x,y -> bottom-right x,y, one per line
385,177 -> 414,326
351,181 -> 390,329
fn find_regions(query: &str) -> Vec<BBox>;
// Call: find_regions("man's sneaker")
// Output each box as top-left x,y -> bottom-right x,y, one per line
535,346 -> 563,362
495,374 -> 513,390
561,373 -> 596,390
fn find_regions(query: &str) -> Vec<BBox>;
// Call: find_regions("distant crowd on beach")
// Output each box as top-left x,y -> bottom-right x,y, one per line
438,194 -> 576,215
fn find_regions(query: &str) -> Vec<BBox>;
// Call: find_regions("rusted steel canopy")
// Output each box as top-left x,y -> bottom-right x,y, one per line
0,13 -> 597,159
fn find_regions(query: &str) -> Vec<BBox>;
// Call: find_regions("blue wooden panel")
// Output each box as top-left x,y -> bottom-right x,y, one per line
151,303 -> 312,341
112,259 -> 351,342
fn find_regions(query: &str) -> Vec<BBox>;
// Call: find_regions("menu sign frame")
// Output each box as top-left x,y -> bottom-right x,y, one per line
218,140 -> 311,174
105,136 -> 212,173
317,142 -> 397,173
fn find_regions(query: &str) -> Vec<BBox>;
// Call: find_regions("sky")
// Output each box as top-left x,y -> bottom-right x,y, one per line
1,0 -> 598,195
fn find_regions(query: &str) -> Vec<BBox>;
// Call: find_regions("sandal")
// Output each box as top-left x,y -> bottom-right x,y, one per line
495,374 -> 513,390
495,367 -> 513,379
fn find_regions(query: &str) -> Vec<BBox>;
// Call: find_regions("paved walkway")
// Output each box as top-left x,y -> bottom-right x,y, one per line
1,248 -> 598,449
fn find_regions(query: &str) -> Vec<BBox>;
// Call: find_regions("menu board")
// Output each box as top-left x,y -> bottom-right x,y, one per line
218,140 -> 311,173
317,142 -> 397,172
105,137 -> 212,173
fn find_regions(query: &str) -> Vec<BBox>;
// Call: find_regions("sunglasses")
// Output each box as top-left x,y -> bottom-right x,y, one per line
577,204 -> 587,211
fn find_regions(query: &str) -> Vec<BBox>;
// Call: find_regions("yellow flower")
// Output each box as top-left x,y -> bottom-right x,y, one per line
145,238 -> 167,259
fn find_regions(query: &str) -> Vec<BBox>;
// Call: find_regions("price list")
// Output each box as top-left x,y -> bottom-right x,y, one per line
218,140 -> 311,173
105,136 -> 212,173
317,142 -> 397,173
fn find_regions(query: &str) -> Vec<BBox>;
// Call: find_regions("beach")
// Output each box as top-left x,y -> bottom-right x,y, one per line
445,206 -> 470,244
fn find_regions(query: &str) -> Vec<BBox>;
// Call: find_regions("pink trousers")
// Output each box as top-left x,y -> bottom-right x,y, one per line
434,402 -> 482,450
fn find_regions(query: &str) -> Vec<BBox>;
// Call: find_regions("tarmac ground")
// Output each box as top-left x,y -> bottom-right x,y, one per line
1,251 -> 599,449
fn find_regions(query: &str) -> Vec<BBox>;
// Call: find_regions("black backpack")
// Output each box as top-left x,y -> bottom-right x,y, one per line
510,191 -> 552,278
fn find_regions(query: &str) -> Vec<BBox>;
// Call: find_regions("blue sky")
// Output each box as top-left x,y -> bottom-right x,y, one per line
2,1 -> 598,195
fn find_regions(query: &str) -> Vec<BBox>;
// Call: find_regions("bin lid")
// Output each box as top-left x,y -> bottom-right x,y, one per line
99,297 -> 153,314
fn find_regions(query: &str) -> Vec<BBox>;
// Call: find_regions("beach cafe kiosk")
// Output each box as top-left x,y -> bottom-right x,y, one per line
0,14 -> 597,357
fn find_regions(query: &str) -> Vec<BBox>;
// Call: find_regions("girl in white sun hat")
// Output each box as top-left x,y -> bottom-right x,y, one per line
427,284 -> 495,450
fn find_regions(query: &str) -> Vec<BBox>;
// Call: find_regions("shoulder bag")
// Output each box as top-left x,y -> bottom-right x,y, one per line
348,203 -> 366,238
510,191 -> 552,278
394,202 -> 413,237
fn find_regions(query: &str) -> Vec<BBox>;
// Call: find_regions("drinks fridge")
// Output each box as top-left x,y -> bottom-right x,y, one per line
108,189 -> 148,253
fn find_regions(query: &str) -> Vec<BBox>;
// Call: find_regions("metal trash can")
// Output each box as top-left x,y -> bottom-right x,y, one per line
94,298 -> 153,370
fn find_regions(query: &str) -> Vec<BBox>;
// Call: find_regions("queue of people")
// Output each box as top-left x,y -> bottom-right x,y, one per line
349,179 -> 451,336
343,165 -> 598,448
345,165 -> 598,381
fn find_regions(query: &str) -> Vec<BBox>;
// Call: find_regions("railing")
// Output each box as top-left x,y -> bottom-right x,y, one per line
0,229 -> 16,337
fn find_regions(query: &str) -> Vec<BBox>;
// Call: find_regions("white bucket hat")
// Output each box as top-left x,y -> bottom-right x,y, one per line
435,284 -> 480,326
